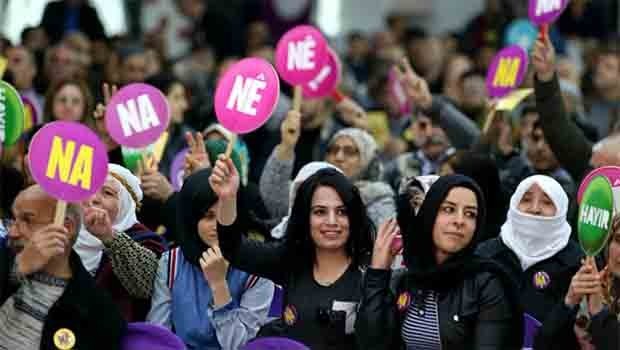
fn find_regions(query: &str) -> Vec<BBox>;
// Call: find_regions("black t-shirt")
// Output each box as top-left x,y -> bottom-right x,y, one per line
282,264 -> 362,350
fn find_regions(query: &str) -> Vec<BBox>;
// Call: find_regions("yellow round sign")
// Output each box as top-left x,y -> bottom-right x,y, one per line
53,328 -> 76,350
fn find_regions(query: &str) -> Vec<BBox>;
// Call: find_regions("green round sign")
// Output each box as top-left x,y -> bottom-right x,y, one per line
578,175 -> 614,256
0,80 -> 25,146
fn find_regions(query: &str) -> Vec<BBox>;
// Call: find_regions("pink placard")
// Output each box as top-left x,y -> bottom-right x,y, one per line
105,83 -> 170,148
388,68 -> 412,116
302,47 -> 341,99
578,166 -> 620,203
275,25 -> 328,85
28,121 -> 109,202
528,0 -> 570,26
486,45 -> 529,98
214,57 -> 280,134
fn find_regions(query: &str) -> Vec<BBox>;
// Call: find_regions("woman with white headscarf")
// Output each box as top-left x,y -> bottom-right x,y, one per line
477,175 -> 583,349
75,164 -> 168,322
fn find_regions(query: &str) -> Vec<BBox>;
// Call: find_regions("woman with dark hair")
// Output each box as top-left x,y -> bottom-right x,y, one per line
357,175 -> 523,349
210,154 -> 374,350
42,78 -> 95,124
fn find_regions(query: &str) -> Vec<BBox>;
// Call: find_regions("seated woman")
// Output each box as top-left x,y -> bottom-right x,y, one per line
358,175 -> 522,349
147,168 -> 274,350
74,164 -> 167,321
476,175 -> 583,348
211,155 -> 374,350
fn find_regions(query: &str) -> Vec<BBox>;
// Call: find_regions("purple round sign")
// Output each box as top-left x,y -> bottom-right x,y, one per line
28,121 -> 109,202
486,45 -> 529,98
105,83 -> 170,148
214,57 -> 280,134
528,0 -> 570,26
275,25 -> 328,86
302,47 -> 341,99
170,148 -> 188,191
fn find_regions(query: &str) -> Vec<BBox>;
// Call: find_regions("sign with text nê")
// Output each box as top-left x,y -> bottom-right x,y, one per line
105,83 -> 170,148
275,25 -> 328,86
302,47 -> 341,99
528,0 -> 570,26
486,45 -> 529,98
214,57 -> 280,134
29,121 -> 109,202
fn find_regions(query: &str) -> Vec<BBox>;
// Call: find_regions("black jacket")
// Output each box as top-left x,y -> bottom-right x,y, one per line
0,248 -> 126,350
476,238 -> 583,349
356,268 -> 521,350
41,0 -> 106,43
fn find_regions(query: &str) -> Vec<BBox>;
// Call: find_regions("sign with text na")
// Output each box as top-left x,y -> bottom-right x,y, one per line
486,45 -> 529,98
29,121 -> 109,202
578,175 -> 614,256
302,47 -> 341,99
275,25 -> 328,86
214,57 -> 280,134
0,80 -> 25,147
105,83 -> 170,148
528,0 -> 570,26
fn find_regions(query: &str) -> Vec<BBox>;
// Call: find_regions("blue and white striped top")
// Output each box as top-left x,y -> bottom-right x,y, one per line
401,291 -> 442,350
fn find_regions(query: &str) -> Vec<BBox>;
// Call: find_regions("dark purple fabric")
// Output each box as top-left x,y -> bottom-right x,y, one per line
242,337 -> 310,350
121,323 -> 185,350
268,285 -> 284,317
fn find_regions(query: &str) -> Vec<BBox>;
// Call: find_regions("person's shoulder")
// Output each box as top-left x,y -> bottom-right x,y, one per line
555,240 -> 584,267
476,237 -> 509,258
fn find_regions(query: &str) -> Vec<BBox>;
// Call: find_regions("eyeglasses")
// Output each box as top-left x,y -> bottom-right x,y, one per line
327,145 -> 359,158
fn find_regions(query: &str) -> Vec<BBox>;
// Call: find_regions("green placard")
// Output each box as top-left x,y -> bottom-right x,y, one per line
578,175 -> 614,256
0,80 -> 25,146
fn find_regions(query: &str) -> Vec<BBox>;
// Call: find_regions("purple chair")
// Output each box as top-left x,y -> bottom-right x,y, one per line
242,337 -> 310,350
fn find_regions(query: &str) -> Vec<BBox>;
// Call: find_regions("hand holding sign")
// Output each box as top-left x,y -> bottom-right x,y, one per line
140,166 -> 174,203
532,36 -> 556,83
15,224 -> 71,276
210,155 -> 240,201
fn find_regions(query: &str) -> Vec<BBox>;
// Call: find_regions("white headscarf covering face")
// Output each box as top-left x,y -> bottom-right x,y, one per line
500,175 -> 572,271
270,162 -> 343,239
74,164 -> 143,274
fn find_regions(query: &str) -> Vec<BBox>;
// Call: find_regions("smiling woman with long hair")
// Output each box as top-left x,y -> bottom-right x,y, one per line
210,154 -> 374,350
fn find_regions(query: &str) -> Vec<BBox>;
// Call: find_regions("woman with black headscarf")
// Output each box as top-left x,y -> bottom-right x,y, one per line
147,168 -> 274,349
356,175 -> 523,349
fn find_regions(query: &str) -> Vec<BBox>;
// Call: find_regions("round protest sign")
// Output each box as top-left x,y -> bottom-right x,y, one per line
578,175 -> 614,256
577,166 -> 620,204
275,25 -> 328,85
0,80 -> 25,146
29,121 -> 109,202
170,148 -> 188,191
302,47 -> 341,99
504,19 -> 539,52
105,83 -> 170,148
528,0 -> 570,26
486,45 -> 529,98
214,57 -> 280,134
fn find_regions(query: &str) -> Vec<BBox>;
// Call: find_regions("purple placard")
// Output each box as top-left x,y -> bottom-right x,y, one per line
105,83 -> 171,148
275,25 -> 329,85
486,45 -> 529,98
523,313 -> 542,349
528,0 -> 570,26
302,47 -> 342,99
214,58 -> 280,134
577,166 -> 620,203
170,148 -> 188,191
28,121 -> 109,202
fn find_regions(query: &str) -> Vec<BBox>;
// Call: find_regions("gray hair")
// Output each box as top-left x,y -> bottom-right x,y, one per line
65,202 -> 83,238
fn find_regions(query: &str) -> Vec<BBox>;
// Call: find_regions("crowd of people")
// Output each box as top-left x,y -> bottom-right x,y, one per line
0,0 -> 620,349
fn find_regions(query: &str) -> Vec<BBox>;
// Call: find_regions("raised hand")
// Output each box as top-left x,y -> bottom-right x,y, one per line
140,167 -> 174,202
83,206 -> 115,243
184,131 -> 210,178
565,257 -> 603,309
16,224 -> 70,276
280,110 -> 301,149
532,36 -> 556,83
209,155 -> 240,201
393,57 -> 432,110
370,218 -> 401,270
93,83 -> 119,150
199,245 -> 230,286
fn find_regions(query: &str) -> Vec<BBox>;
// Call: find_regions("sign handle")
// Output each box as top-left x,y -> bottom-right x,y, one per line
225,134 -> 237,158
482,103 -> 498,134
54,200 -> 67,226
292,86 -> 302,112
539,24 -> 549,42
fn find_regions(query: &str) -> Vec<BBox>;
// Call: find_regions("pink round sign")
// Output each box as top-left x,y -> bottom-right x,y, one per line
275,25 -> 328,85
214,57 -> 280,134
105,83 -> 170,148
302,47 -> 341,99
528,0 -> 570,26
28,121 -> 109,202
486,45 -> 529,98
578,166 -> 620,203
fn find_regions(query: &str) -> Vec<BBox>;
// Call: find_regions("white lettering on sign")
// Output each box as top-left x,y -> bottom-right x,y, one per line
580,204 -> 610,230
308,65 -> 332,91
116,94 -> 160,137
287,35 -> 317,71
226,75 -> 267,116
536,0 -> 562,16
0,87 -> 5,143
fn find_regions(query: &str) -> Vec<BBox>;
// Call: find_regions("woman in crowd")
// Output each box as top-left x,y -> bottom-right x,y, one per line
357,174 -> 522,349
148,168 -> 274,349
74,164 -> 167,321
477,175 -> 583,348
211,155 -> 374,350
260,111 -> 395,230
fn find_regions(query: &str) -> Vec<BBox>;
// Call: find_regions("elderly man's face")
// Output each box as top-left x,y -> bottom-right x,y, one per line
8,186 -> 57,253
